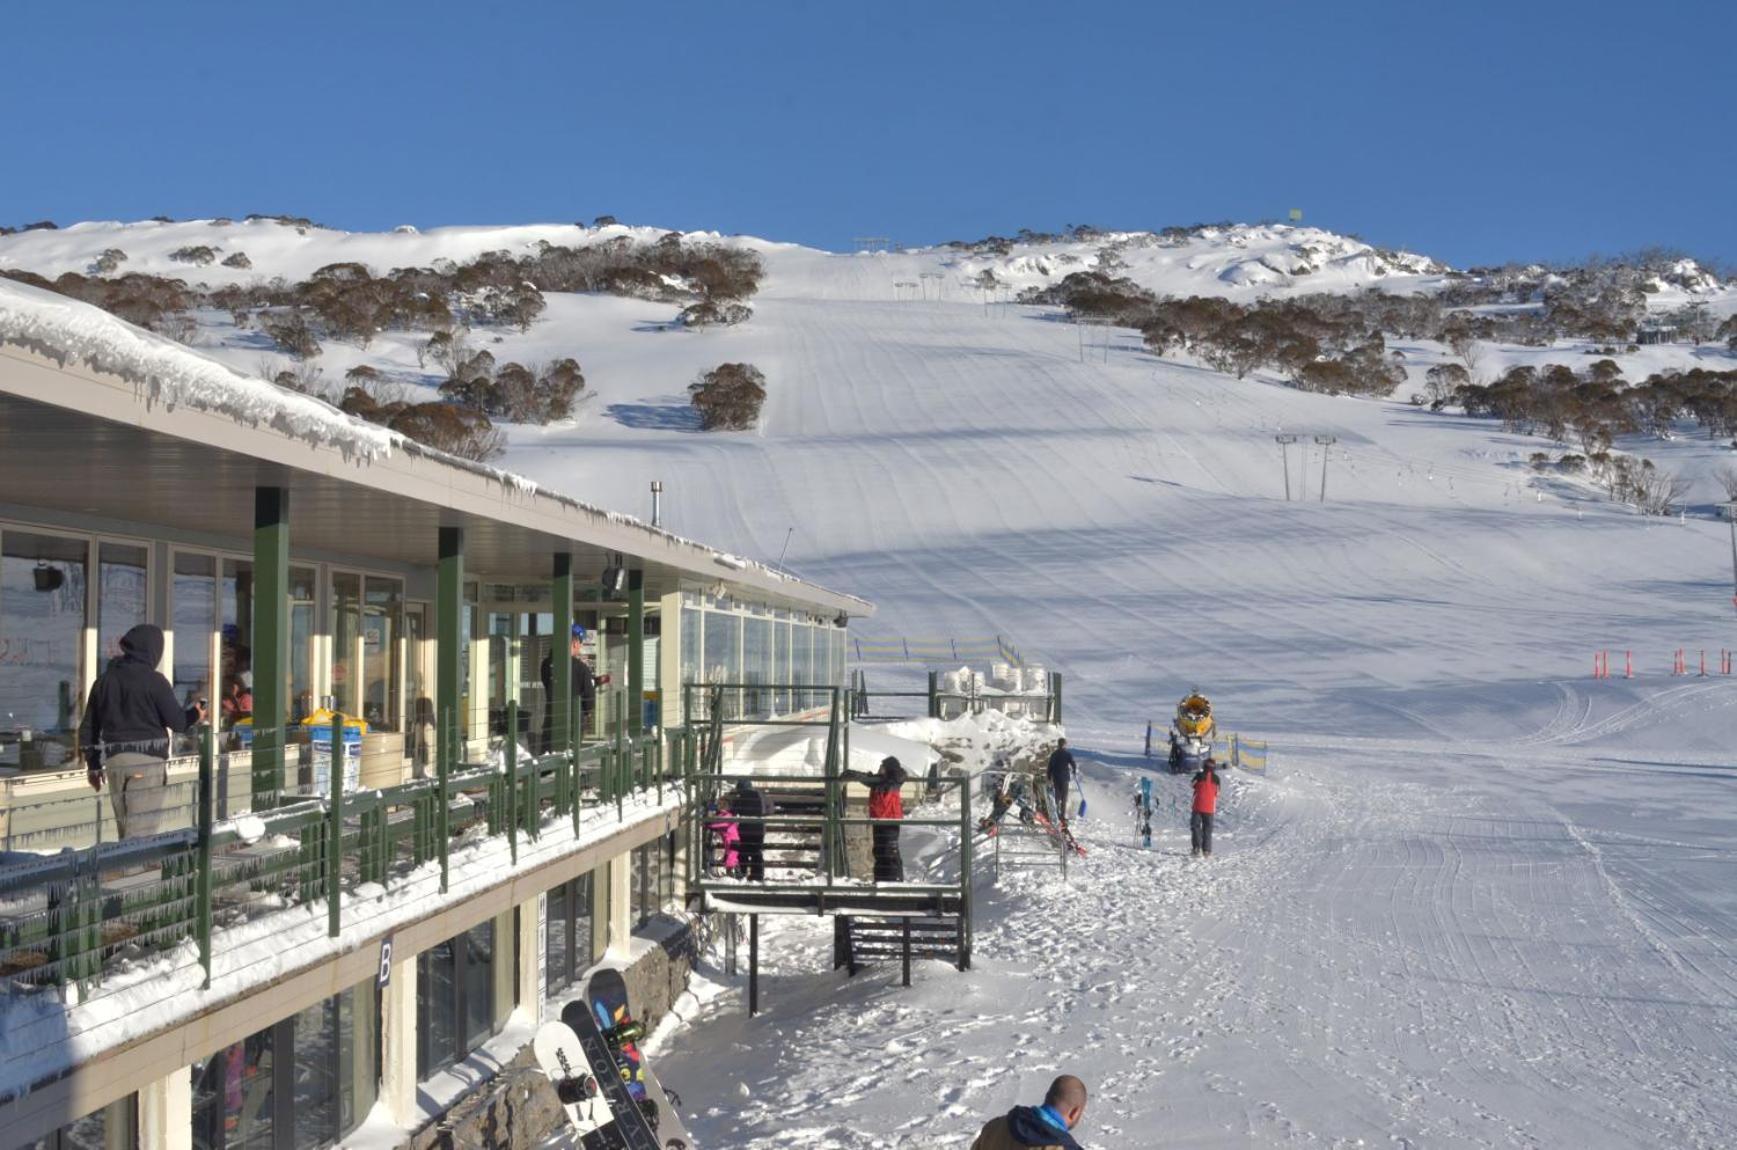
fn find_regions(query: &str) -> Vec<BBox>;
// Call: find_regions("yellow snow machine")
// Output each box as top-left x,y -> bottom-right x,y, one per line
1168,691 -> 1215,774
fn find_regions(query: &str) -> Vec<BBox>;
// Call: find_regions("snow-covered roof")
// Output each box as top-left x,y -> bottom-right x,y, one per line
0,277 -> 869,613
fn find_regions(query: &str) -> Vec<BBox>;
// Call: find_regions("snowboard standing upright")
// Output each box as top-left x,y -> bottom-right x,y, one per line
543,1000 -> 660,1150
581,967 -> 692,1148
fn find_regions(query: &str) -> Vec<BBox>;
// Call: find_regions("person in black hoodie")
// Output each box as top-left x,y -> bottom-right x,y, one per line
79,624 -> 206,838
970,1075 -> 1088,1150
539,624 -> 604,752
731,776 -> 773,881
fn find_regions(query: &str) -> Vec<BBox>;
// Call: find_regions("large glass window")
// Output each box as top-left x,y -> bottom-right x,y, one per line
792,624 -> 814,711
98,542 -> 148,665
172,553 -> 217,713
545,873 -> 596,996
330,573 -> 361,718
289,567 -> 317,725
26,1096 -> 136,1150
631,841 -> 663,928
1,531 -> 89,769
220,560 -> 254,732
418,921 -> 501,1078
742,617 -> 771,719
774,620 -> 790,716
679,606 -> 700,695
362,578 -> 402,732
192,981 -> 375,1150
702,611 -> 740,718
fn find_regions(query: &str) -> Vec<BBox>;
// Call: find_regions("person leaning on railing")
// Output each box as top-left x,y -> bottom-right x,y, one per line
841,756 -> 909,882
78,624 -> 207,839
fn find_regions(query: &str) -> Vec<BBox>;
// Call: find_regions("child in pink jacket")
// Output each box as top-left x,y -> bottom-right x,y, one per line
706,800 -> 742,877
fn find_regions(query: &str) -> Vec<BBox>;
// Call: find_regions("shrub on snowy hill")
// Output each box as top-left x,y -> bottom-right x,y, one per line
678,298 -> 752,327
168,245 -> 219,266
91,248 -> 128,275
338,388 -> 504,462
688,362 -> 766,430
0,269 -> 191,333
260,308 -> 321,360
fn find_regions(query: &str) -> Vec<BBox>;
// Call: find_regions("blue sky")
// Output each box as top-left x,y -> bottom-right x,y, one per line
6,0 -> 1732,267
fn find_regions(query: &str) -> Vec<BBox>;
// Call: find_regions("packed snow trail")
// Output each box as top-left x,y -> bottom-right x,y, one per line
650,744 -> 1735,1148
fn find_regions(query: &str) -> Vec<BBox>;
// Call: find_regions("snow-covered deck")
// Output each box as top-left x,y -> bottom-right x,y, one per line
0,783 -> 680,1125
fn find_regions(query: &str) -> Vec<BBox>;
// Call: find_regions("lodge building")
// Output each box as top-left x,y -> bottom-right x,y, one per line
0,280 -> 868,1150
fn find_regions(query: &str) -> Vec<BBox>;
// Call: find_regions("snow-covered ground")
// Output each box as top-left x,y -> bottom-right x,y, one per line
5,219 -> 1736,1147
645,728 -> 1735,1148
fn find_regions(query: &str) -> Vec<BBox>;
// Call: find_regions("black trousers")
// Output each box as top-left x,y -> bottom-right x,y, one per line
738,833 -> 766,881
1051,779 -> 1068,820
1190,812 -> 1214,854
871,823 -> 904,882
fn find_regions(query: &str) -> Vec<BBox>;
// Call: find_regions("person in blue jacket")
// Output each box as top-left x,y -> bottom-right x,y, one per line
970,1075 -> 1088,1149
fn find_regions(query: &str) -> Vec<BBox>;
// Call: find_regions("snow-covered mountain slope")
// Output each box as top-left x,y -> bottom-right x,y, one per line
5,217 -> 1736,743
0,217 -> 1454,300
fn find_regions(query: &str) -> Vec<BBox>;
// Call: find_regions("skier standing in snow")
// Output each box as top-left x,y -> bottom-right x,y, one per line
1046,738 -> 1078,824
732,776 -> 773,881
842,755 -> 908,881
80,624 -> 207,839
970,1074 -> 1088,1150
1191,756 -> 1221,857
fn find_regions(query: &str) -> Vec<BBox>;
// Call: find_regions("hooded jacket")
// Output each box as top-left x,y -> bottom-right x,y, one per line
970,1105 -> 1084,1150
78,624 -> 198,770
843,758 -> 908,820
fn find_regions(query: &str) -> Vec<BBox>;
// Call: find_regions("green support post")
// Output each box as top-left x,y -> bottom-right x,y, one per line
553,551 -> 574,761
958,772 -> 973,969
927,670 -> 939,719
197,723 -> 215,988
437,526 -> 464,893
252,488 -> 289,810
627,569 -> 645,737
506,700 -> 519,865
328,719 -> 342,937
823,690 -> 839,885
1050,671 -> 1063,724
615,691 -> 626,820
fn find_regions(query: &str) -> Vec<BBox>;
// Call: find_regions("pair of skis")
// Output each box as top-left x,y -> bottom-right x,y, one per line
1032,808 -> 1087,857
1133,777 -> 1153,848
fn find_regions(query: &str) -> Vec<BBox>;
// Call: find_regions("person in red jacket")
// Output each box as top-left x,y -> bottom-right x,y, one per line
1191,757 -> 1222,858
843,755 -> 909,881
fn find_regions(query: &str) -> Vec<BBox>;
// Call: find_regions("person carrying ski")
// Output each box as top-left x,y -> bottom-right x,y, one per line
842,755 -> 908,881
1046,738 -> 1078,824
732,776 -> 773,881
80,624 -> 208,839
970,1074 -> 1088,1150
1191,756 -> 1222,857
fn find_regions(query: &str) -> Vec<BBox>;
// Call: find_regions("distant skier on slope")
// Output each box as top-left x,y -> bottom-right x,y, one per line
1191,756 -> 1222,858
1046,739 -> 1078,825
970,1074 -> 1088,1150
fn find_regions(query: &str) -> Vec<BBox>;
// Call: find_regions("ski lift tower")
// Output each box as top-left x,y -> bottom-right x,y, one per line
1275,434 -> 1298,501
1314,434 -> 1338,501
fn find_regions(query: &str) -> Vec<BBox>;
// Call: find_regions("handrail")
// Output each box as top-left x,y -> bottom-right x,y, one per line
0,716 -> 679,999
